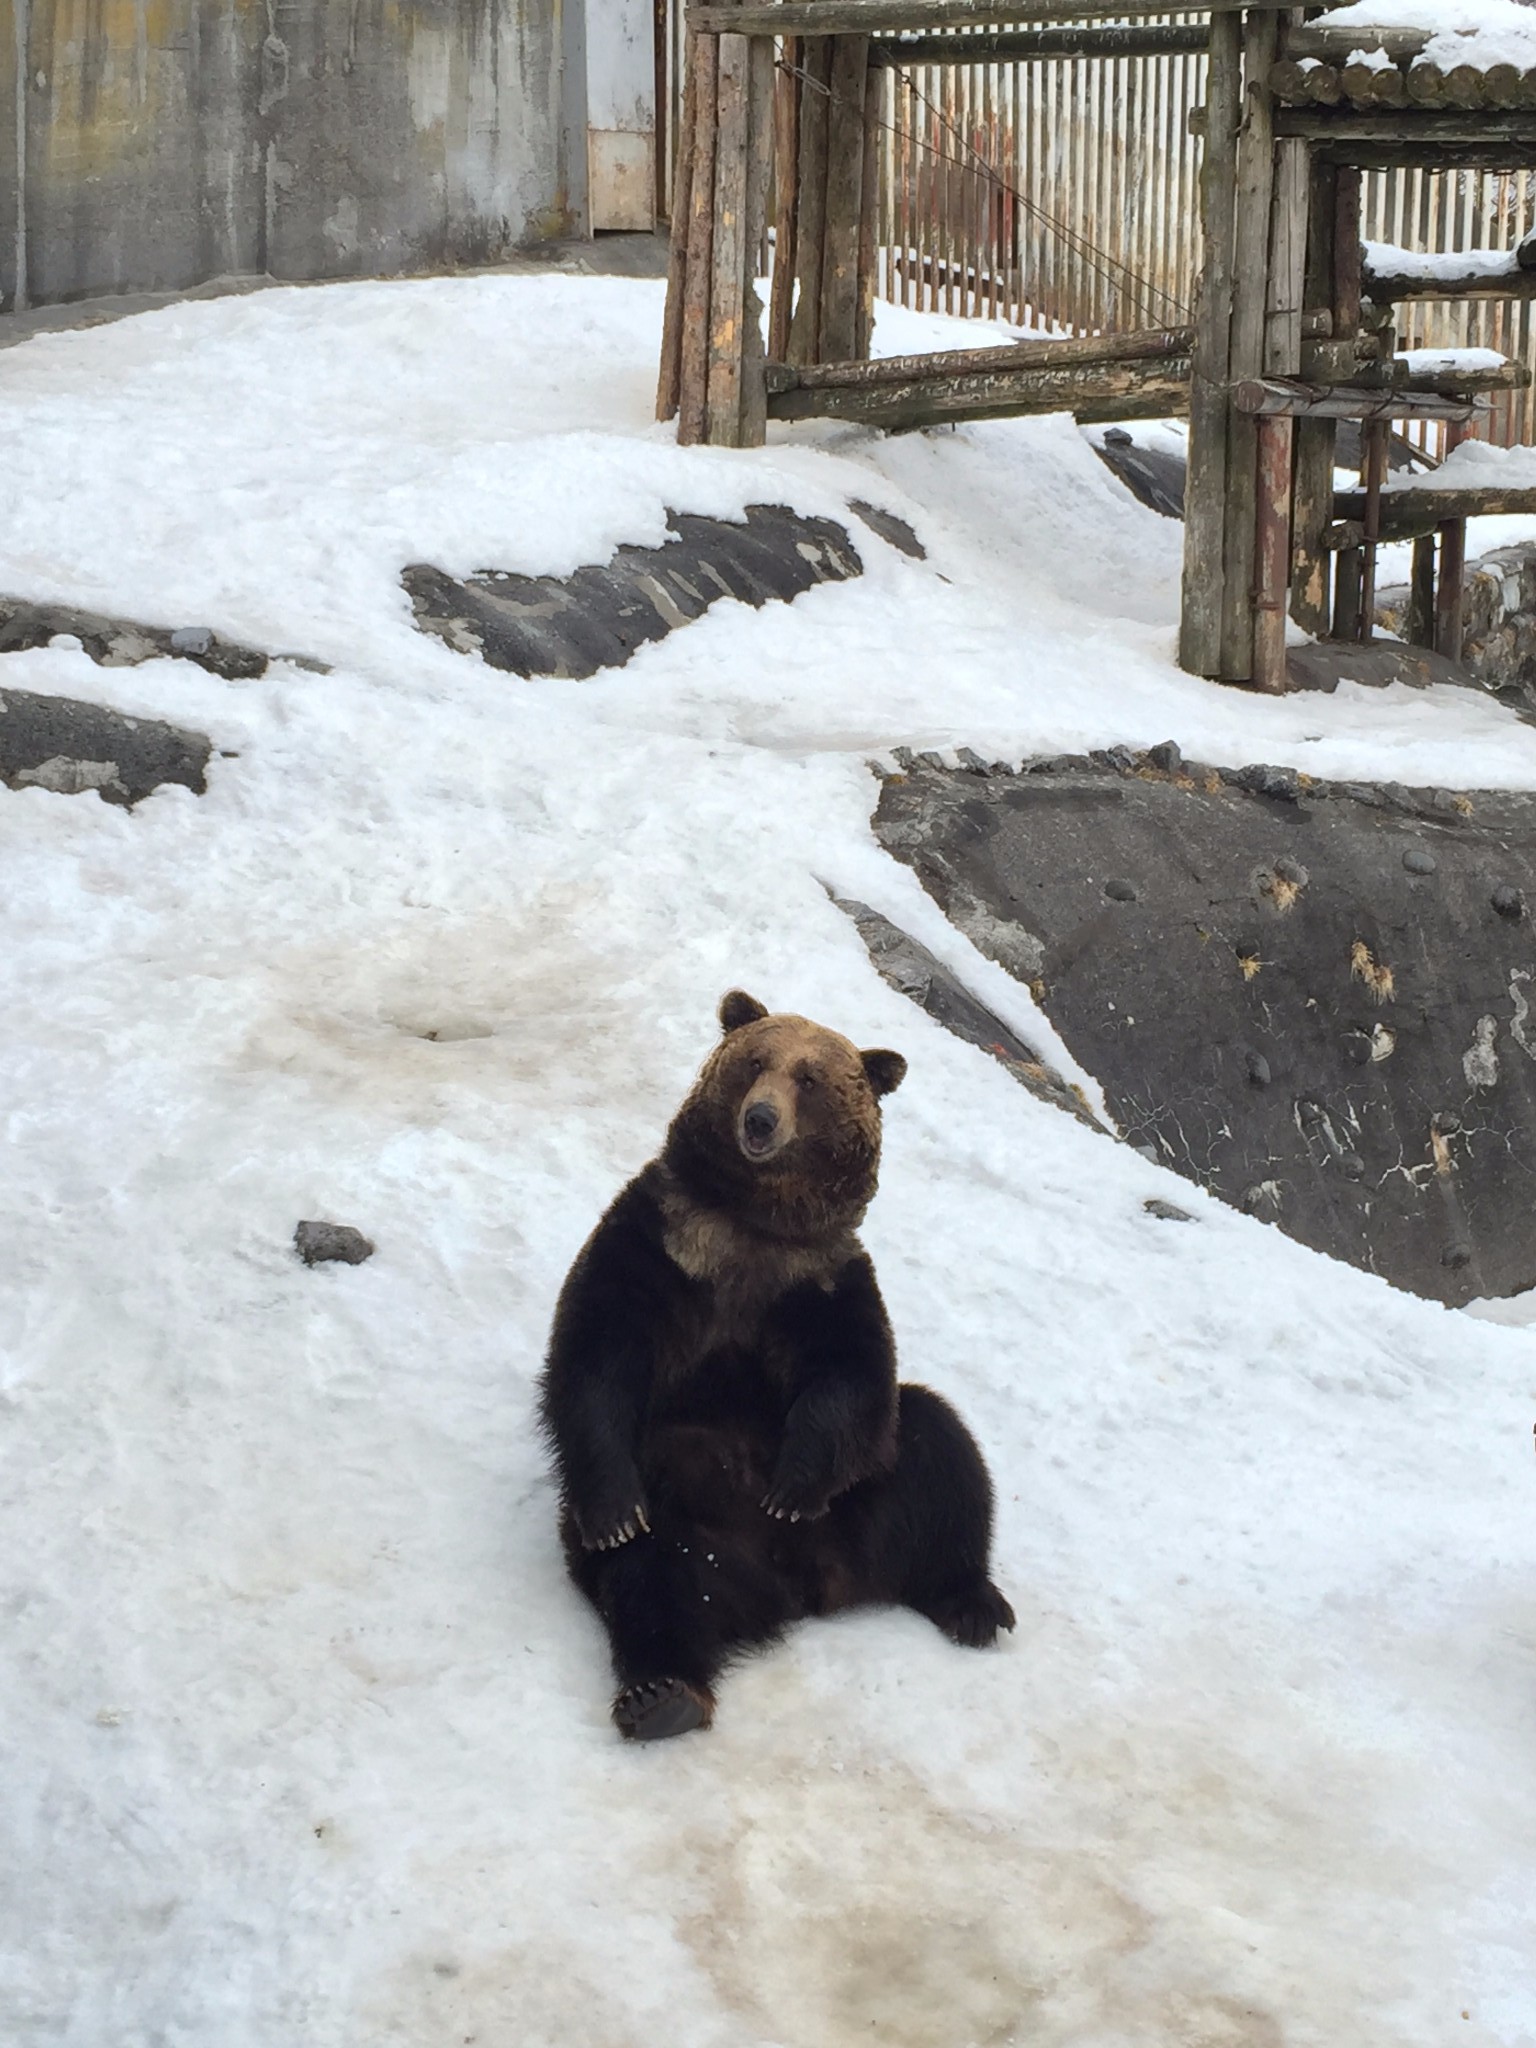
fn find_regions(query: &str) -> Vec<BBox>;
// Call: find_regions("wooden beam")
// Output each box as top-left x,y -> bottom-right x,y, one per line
1234,378 -> 1480,421
870,24 -> 1209,63
765,352 -> 1194,428
1332,484 -> 1536,540
768,325 -> 1194,391
690,0 -> 1301,33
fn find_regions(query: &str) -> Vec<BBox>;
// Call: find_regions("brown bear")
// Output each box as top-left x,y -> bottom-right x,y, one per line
539,990 -> 1015,1741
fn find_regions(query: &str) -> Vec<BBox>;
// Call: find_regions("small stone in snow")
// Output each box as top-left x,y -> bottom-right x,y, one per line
170,626 -> 215,656
295,1220 -> 375,1267
1402,849 -> 1437,876
1143,1198 -> 1195,1222
1133,1144 -> 1159,1164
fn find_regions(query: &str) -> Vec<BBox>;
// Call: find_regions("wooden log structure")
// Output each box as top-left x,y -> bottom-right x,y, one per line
656,0 -> 1536,698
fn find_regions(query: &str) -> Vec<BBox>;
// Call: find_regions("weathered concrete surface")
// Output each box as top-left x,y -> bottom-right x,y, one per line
404,506 -> 865,679
1,0 -> 584,312
876,751 -> 1536,1305
0,686 -> 211,803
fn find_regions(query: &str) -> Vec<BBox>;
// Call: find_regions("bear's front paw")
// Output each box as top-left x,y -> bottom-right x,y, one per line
577,1499 -> 652,1552
760,1475 -> 831,1524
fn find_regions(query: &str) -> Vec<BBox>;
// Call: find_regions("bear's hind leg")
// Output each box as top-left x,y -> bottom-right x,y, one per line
857,1383 -> 1016,1649
571,1521 -> 796,1740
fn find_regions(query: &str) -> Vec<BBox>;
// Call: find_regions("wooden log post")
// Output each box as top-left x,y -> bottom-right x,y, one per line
657,38 -> 702,423
1252,413 -> 1293,692
819,37 -> 871,361
1407,533 -> 1436,648
1178,10 -> 1243,677
740,35 -> 776,446
705,30 -> 753,445
1219,8 -> 1282,682
1290,156 -> 1337,638
788,40 -> 834,362
855,59 -> 883,359
678,36 -> 721,445
767,36 -> 802,364
1436,419 -> 1471,663
1357,416 -> 1388,642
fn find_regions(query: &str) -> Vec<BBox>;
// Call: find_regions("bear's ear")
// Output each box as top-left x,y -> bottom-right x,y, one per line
719,990 -> 769,1034
861,1048 -> 907,1098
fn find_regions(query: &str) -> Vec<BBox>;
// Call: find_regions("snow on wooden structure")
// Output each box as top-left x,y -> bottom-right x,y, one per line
656,0 -> 1536,692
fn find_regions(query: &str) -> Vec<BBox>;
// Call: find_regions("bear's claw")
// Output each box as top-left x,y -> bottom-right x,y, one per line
613,1677 -> 715,1742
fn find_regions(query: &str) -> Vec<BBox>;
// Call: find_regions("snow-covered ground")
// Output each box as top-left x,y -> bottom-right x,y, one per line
3,275 -> 1535,2048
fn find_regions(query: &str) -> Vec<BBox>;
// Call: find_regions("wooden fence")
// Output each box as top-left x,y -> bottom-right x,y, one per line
660,14 -> 1536,449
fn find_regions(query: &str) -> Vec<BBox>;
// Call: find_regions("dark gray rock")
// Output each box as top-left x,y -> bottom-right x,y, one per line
1143,1197 -> 1195,1221
847,500 -> 926,560
1233,763 -> 1300,803
0,597 -> 275,679
873,757 -> 1536,1306
294,1221 -> 375,1267
1403,849 -> 1438,876
829,893 -> 1101,1130
404,505 -> 862,680
1145,741 -> 1182,775
0,687 -> 210,806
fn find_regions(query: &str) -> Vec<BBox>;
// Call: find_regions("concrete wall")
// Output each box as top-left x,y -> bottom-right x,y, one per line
2,0 -> 592,311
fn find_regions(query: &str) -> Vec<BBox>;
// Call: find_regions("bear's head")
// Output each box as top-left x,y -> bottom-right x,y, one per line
664,990 -> 907,1237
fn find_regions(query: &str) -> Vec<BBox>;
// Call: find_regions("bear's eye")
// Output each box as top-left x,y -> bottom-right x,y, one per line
798,1072 -> 818,1094
748,1056 -> 765,1076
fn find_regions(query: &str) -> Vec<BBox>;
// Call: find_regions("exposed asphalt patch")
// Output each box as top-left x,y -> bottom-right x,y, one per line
0,687 -> 211,806
876,746 -> 1536,1305
403,504 -> 867,679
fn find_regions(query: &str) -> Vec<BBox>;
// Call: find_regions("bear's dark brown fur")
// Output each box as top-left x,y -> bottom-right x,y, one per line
539,990 -> 1014,1740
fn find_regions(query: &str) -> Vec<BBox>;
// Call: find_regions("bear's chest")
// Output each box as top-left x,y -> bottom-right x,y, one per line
656,1198 -> 846,1382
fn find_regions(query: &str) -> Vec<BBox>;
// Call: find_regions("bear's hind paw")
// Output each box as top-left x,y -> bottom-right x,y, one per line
613,1677 -> 716,1742
923,1580 -> 1017,1650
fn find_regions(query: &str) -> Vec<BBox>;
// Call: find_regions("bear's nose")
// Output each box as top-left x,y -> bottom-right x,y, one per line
743,1102 -> 778,1146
